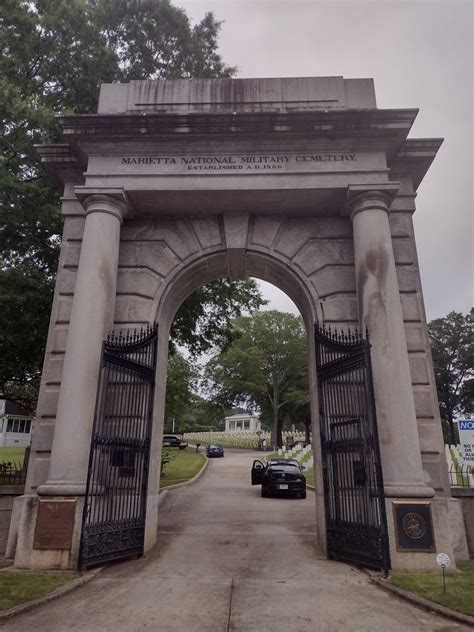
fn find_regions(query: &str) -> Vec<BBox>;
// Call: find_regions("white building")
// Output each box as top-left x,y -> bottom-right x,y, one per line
224,413 -> 261,433
0,400 -> 33,448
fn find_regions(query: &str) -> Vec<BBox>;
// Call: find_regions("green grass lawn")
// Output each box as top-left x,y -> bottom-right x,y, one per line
0,571 -> 78,612
390,562 -> 474,616
160,448 -> 206,488
0,448 -> 25,465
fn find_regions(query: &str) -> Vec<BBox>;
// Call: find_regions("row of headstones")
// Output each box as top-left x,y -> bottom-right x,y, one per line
444,444 -> 474,485
277,445 -> 313,470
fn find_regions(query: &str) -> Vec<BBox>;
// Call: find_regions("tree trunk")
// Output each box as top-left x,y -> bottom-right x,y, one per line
304,420 -> 311,444
271,404 -> 279,449
277,419 -> 283,449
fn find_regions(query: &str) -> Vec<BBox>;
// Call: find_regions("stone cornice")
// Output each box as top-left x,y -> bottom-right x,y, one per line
388,138 -> 444,190
35,144 -> 86,186
58,108 -> 418,143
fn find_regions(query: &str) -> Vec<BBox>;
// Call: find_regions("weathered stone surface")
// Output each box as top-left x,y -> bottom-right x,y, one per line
31,422 -> 55,452
122,219 -> 200,259
396,266 -> 419,292
190,217 -> 223,249
51,326 -> 69,353
417,419 -> 445,453
119,241 -> 180,275
249,216 -> 282,249
413,387 -> 436,418
56,297 -> 73,323
421,455 -> 449,492
319,295 -> 358,322
404,322 -> 427,351
294,239 -> 354,276
43,355 -> 64,384
408,355 -> 430,384
63,242 -> 82,267
114,295 -> 154,323
117,268 -> 163,299
274,218 -> 352,259
56,268 -> 77,294
36,386 -> 59,418
392,239 -> 414,264
27,456 -> 51,490
62,216 -> 85,240
400,294 -> 422,321
311,266 -> 356,297
389,213 -> 411,237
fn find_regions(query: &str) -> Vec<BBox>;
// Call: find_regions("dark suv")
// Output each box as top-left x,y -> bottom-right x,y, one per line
162,435 -> 188,450
251,459 -> 306,499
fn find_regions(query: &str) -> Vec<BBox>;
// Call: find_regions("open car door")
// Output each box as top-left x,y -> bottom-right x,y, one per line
251,460 -> 265,485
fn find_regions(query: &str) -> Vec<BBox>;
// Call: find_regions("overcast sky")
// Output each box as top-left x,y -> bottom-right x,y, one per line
177,0 -> 473,321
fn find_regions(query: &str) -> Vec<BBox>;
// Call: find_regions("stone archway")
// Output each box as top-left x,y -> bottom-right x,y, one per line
8,76 -> 468,572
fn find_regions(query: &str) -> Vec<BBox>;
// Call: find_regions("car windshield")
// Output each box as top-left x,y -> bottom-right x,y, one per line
208,445 -> 220,449
268,464 -> 300,473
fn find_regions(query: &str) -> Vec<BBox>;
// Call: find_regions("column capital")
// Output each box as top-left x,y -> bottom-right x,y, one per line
74,187 -> 131,223
344,183 -> 400,220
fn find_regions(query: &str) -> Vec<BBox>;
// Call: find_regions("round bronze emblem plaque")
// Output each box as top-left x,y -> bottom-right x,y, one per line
402,512 -> 427,540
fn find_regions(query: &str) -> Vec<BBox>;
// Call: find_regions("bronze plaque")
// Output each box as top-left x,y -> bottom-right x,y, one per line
34,500 -> 76,550
392,501 -> 435,552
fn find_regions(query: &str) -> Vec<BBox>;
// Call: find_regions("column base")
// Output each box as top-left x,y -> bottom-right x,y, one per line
384,482 -> 435,498
385,496 -> 469,572
37,480 -> 87,496
8,494 -> 84,570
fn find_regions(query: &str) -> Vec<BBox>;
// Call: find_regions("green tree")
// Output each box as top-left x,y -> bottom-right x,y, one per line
428,309 -> 474,444
206,311 -> 309,447
164,352 -> 198,432
1,0 -> 255,406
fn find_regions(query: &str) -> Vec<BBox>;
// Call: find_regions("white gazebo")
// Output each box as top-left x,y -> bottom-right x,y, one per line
224,413 -> 261,433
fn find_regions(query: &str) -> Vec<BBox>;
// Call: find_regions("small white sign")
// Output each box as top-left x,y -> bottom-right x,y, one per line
436,553 -> 451,568
457,419 -> 474,466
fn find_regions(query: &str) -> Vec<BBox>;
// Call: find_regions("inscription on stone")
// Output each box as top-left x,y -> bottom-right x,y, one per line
34,500 -> 76,550
119,153 -> 358,172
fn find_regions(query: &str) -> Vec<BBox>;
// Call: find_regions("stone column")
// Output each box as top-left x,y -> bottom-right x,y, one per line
37,190 -> 128,496
347,186 -> 433,498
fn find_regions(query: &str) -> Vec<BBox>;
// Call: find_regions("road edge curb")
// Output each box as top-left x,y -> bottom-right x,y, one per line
370,575 -> 474,627
0,566 -> 103,621
159,455 -> 209,492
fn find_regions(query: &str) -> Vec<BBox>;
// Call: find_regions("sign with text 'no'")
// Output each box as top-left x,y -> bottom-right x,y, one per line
457,419 -> 474,466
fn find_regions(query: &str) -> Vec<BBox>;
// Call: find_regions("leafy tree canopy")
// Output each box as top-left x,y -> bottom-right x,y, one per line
428,309 -> 473,444
205,311 -> 309,447
0,0 -> 257,406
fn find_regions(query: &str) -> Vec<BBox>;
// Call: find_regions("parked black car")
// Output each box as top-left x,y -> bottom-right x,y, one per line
251,459 -> 306,498
206,444 -> 224,458
162,435 -> 188,450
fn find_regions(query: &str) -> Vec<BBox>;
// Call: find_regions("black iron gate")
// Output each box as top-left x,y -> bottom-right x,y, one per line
315,323 -> 390,574
79,325 -> 158,569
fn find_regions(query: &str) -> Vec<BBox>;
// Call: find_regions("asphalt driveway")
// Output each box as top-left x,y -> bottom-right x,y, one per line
2,450 -> 469,631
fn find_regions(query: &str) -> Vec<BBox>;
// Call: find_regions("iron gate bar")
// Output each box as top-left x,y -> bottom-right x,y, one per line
79,324 -> 158,569
315,323 -> 390,574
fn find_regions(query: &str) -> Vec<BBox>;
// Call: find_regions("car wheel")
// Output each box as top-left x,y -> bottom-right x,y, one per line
261,488 -> 269,498
300,490 -> 307,499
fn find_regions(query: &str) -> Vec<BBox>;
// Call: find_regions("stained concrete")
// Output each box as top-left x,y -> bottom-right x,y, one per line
3,450 -> 469,631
